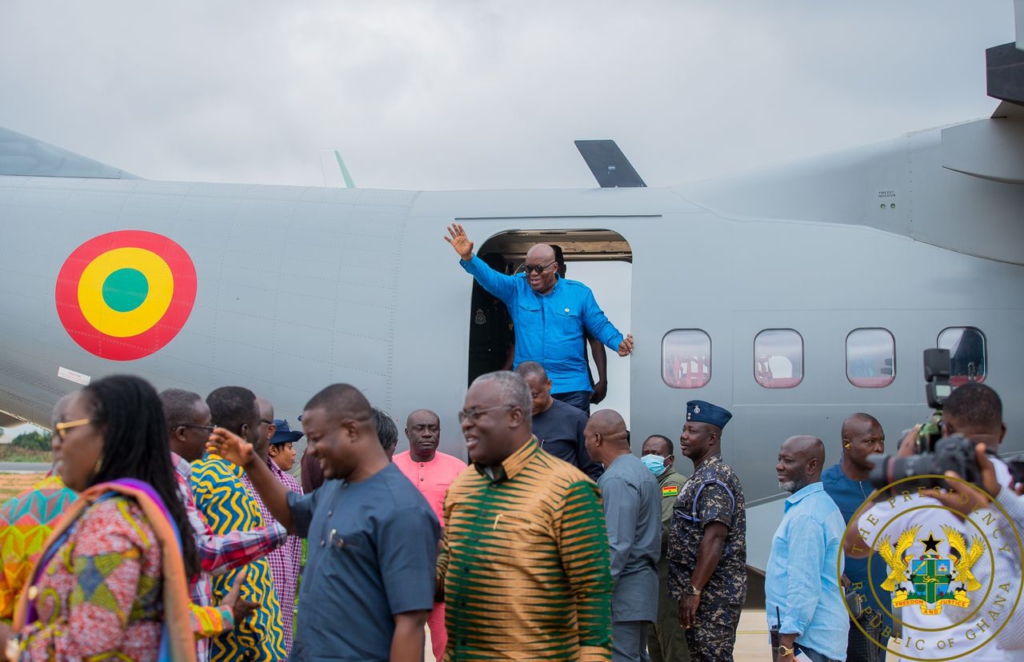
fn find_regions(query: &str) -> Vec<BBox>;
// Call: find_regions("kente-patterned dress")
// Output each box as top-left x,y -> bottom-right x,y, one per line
17,495 -> 165,661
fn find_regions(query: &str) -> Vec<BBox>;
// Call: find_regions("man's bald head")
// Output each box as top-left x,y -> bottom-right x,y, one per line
776,435 -> 825,493
526,244 -> 555,262
785,435 -> 825,464
840,413 -> 885,475
524,244 -> 559,293
584,408 -> 630,466
590,409 -> 626,438
303,384 -> 374,428
841,413 -> 881,439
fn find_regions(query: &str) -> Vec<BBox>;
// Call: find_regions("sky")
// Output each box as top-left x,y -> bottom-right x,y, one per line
0,1 -> 1016,436
0,1 -> 1014,191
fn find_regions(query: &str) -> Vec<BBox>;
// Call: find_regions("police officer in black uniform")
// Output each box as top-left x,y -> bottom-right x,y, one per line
668,400 -> 747,662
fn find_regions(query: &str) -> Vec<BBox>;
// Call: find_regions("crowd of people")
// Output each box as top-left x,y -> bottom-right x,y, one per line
0,229 -> 1022,662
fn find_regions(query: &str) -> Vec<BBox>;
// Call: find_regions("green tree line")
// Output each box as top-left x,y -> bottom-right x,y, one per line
9,430 -> 52,451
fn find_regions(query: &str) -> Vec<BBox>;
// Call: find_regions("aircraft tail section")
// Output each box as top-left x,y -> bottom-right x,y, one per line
0,127 -> 139,179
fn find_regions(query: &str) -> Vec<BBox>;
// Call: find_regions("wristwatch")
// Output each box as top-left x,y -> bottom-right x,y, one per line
683,584 -> 701,597
776,645 -> 794,658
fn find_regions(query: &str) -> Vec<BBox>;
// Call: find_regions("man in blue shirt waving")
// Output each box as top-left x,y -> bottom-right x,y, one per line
766,436 -> 849,662
446,223 -> 633,413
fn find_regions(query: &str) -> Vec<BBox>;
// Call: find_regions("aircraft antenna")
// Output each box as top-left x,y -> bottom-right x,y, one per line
334,150 -> 356,188
319,150 -> 356,188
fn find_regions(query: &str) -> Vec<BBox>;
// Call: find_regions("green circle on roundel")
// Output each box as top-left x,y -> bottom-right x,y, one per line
102,268 -> 150,313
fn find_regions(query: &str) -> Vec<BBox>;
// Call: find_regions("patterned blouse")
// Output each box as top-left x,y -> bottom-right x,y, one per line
18,495 -> 164,661
0,475 -> 77,623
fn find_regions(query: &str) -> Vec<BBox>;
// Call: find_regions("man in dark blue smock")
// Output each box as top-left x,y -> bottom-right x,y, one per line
515,361 -> 603,480
446,223 -> 633,413
821,413 -> 890,662
208,383 -> 440,662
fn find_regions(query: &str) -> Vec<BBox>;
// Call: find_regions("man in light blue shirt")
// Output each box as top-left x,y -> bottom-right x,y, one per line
766,436 -> 849,662
445,223 -> 633,412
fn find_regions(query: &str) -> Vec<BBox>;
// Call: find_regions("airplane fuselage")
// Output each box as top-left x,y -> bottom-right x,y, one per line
1,122 -> 1022,573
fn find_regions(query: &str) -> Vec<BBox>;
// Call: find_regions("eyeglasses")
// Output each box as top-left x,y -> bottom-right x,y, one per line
457,404 -> 514,424
54,418 -> 91,440
178,424 -> 215,433
523,261 -> 556,275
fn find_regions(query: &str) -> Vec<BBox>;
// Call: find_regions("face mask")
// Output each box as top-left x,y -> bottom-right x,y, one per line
641,454 -> 667,477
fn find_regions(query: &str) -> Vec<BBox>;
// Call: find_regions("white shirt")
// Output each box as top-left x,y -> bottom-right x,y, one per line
858,480 -> 1018,662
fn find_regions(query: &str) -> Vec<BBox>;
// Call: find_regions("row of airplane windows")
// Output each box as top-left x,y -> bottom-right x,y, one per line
661,326 -> 987,390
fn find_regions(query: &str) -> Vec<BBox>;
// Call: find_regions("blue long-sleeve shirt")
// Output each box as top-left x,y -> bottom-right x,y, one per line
460,255 -> 624,394
765,482 -> 849,660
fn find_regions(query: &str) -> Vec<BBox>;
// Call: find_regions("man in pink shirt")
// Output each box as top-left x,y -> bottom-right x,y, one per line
392,408 -> 467,661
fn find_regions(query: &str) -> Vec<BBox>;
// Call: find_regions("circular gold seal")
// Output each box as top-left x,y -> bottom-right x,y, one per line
838,473 -> 1023,661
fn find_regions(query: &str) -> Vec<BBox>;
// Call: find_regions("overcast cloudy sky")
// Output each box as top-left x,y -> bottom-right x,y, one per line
0,1 -> 1015,190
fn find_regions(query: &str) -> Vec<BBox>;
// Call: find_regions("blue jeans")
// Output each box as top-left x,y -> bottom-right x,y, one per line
552,390 -> 591,415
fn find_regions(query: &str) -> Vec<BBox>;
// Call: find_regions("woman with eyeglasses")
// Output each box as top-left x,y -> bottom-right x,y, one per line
5,375 -> 199,662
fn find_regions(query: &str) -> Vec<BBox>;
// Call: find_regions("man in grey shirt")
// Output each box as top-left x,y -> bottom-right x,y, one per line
585,409 -> 662,662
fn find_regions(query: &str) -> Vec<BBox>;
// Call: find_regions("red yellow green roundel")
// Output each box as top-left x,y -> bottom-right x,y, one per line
55,230 -> 197,361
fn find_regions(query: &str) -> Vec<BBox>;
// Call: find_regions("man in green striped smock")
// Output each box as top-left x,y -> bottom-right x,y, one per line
439,371 -> 613,661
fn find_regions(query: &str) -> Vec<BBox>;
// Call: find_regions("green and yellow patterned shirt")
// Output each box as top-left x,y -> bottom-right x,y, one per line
439,437 -> 613,661
191,454 -> 286,662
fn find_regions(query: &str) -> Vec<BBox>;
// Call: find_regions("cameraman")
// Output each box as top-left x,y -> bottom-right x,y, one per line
940,383 -> 1013,486
843,383 -> 1015,660
840,389 -> 1009,661
933,443 -> 1024,657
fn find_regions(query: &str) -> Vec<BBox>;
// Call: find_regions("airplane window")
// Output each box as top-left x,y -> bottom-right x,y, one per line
754,329 -> 803,389
662,330 -> 711,389
846,328 -> 895,388
938,327 -> 986,385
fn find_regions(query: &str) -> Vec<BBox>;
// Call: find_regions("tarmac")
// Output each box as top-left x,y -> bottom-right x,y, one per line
423,609 -> 776,661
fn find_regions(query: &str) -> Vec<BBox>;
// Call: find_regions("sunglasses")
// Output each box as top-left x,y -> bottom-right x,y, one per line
53,418 -> 91,440
523,261 -> 556,275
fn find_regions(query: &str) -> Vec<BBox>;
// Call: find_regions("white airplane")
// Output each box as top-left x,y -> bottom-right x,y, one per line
1,13 -> 1023,588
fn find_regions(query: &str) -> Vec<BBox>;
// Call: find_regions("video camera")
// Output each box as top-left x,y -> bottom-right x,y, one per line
868,349 -> 1024,491
868,349 -> 977,492
868,433 -> 979,492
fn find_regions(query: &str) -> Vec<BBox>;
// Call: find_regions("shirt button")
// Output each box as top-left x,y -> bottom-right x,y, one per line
328,511 -> 333,516
320,540 -> 325,547
420,477 -> 425,482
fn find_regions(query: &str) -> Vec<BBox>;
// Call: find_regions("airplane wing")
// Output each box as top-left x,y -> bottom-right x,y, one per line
0,126 -> 138,179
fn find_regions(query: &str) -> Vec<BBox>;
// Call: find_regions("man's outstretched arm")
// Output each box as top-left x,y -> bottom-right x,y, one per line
208,428 -> 296,533
446,223 -> 517,303
580,289 -> 632,357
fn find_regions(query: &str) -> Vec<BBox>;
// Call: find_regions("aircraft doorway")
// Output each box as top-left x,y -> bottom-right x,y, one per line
467,229 -> 632,423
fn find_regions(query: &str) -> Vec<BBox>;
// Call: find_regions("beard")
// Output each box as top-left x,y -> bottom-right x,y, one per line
778,479 -> 803,493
